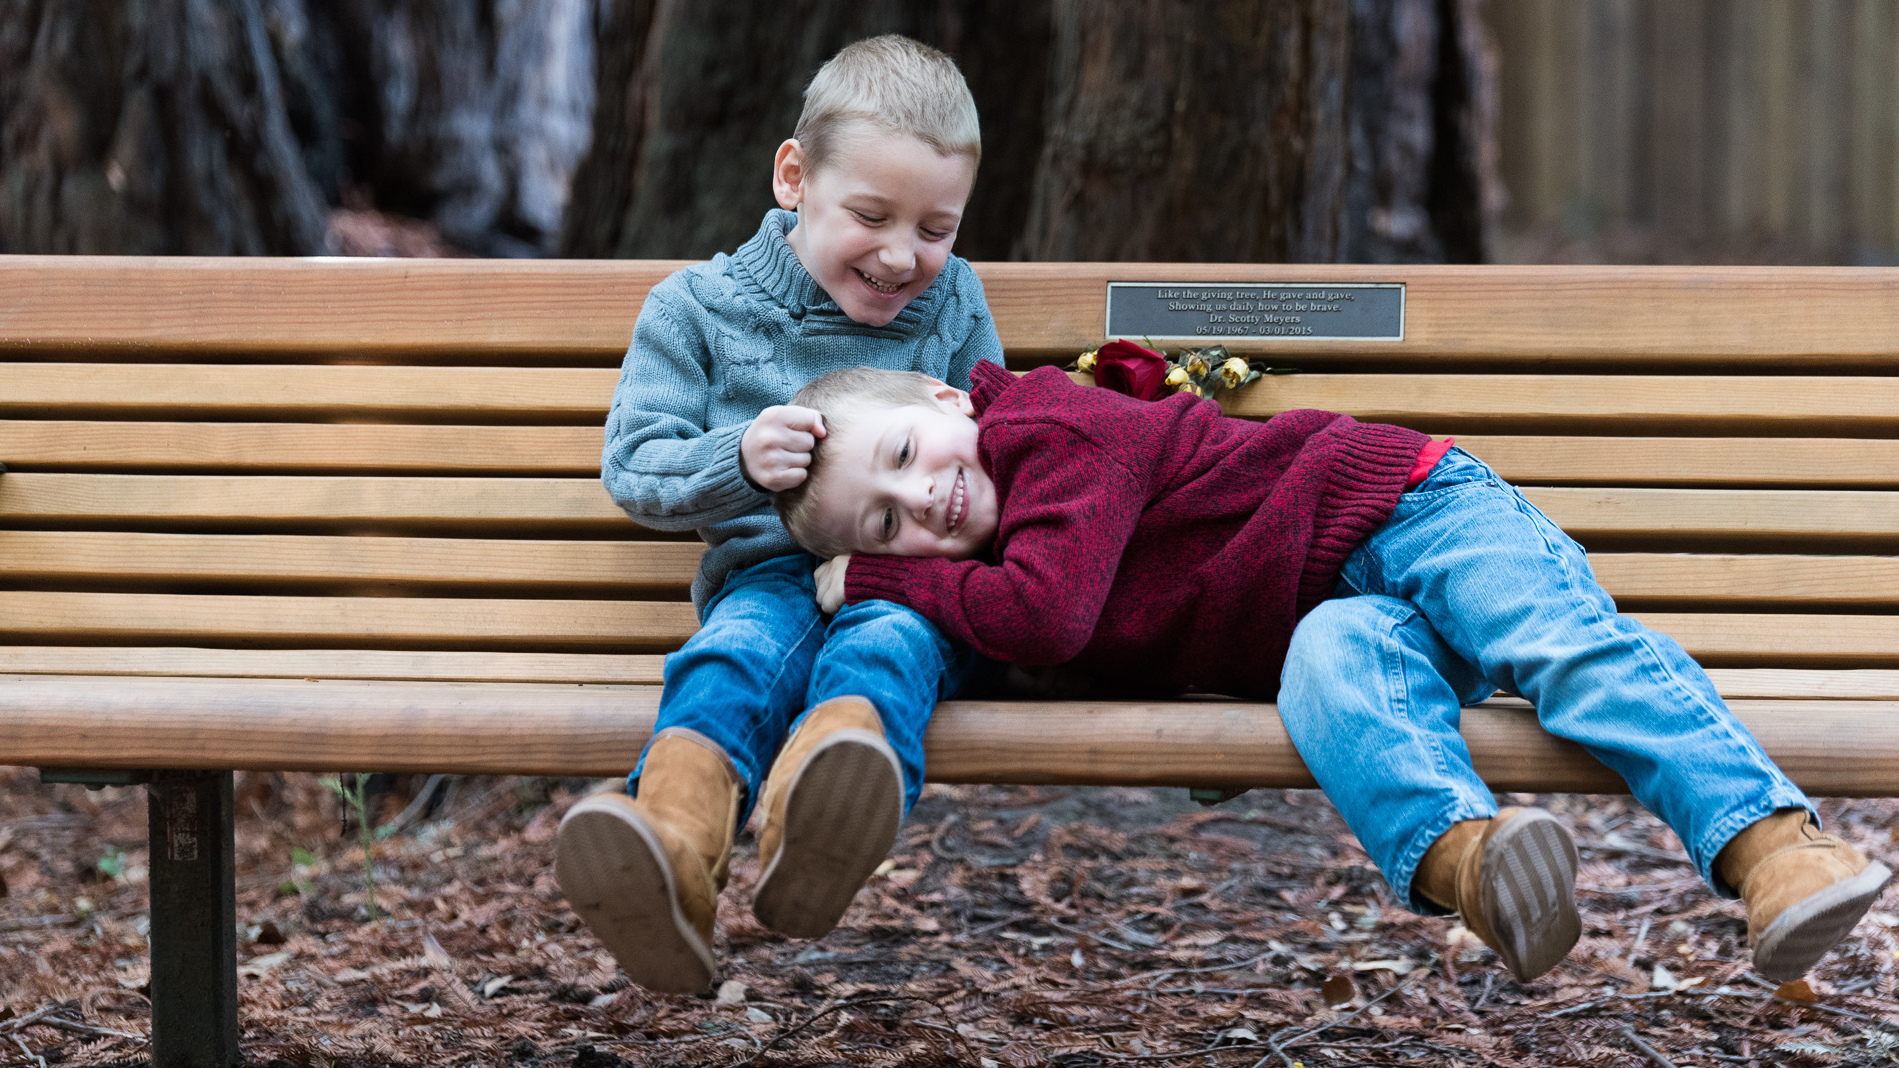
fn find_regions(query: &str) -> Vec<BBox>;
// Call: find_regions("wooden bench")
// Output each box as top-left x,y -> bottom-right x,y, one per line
4,257 -> 1898,1066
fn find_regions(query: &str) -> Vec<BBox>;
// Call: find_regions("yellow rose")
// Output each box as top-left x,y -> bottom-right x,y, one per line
1221,356 -> 1250,388
1185,354 -> 1210,376
1164,366 -> 1190,389
1076,351 -> 1097,373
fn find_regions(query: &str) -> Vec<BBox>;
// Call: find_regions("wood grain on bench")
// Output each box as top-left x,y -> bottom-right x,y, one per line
1,257 -> 1895,790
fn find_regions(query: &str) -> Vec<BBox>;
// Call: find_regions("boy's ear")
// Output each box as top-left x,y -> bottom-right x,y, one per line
772,139 -> 806,210
927,379 -> 975,417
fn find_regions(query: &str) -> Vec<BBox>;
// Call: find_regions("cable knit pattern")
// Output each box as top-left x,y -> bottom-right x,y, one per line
601,209 -> 1005,610
844,362 -> 1428,699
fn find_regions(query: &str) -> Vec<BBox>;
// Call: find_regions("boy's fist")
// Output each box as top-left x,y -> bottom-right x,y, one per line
814,555 -> 850,614
741,405 -> 827,491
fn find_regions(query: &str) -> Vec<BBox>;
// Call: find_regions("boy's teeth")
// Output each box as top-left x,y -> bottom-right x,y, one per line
857,269 -> 901,294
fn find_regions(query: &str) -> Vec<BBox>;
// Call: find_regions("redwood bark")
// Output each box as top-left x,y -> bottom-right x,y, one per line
1015,0 -> 1498,263
0,0 -> 331,254
560,0 -> 1051,261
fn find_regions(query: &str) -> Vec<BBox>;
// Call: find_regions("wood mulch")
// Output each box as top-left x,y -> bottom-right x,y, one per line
0,767 -> 1893,1067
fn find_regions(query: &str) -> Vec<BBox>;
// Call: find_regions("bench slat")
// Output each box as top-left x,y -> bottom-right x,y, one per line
3,364 -> 617,420
10,259 -> 1899,367
0,422 -> 604,474
16,365 -> 1899,435
1457,436 -> 1899,488
0,649 -> 1890,699
1630,613 -> 1899,667
6,535 -> 1896,609
0,591 -> 697,651
0,592 -> 1889,663
0,473 -> 630,531
1589,553 -> 1899,607
0,647 -> 669,684
7,475 -> 1894,543
1523,487 -> 1899,543
1701,669 -> 1899,700
1211,374 -> 1899,434
11,424 -> 1899,490
0,674 -> 1890,794
0,257 -> 677,357
0,531 -> 701,591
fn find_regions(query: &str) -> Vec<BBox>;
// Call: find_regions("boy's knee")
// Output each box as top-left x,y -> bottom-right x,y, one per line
1282,596 -> 1414,700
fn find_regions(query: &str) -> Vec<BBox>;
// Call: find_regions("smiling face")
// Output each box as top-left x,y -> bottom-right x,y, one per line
805,388 -> 998,560
774,126 -> 978,327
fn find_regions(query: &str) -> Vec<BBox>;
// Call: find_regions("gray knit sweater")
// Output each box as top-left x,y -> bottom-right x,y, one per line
602,209 -> 1006,611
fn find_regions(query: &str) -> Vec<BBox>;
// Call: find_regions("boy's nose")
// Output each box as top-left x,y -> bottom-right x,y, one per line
899,475 -> 935,517
878,235 -> 917,275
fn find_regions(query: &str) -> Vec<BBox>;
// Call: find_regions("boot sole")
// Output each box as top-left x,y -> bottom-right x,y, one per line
1753,860 -> 1893,982
555,798 -> 715,994
1481,810 -> 1581,983
753,729 -> 902,939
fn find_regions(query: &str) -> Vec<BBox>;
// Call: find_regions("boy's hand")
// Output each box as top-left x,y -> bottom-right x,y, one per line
741,405 -> 827,491
814,554 -> 850,614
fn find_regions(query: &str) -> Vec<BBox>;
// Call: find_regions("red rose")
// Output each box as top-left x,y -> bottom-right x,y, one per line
1092,339 -> 1168,401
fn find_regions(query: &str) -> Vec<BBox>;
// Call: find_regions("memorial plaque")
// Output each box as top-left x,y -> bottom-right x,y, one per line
1106,282 -> 1405,341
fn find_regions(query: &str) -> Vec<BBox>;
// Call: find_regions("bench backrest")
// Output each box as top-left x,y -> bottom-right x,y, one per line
2,258 -> 1897,698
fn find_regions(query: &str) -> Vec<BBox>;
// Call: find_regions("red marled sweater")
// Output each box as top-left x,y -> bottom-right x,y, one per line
843,361 -> 1430,699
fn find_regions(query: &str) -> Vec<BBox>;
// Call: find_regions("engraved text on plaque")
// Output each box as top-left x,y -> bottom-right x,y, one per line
1105,282 -> 1404,341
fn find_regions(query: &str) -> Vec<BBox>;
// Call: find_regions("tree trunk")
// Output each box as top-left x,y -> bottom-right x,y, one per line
560,0 -> 1052,261
1015,0 -> 1498,262
331,0 -> 597,256
0,0 -> 331,254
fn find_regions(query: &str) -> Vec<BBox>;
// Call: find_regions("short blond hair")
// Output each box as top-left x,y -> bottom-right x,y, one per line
774,367 -> 946,559
795,35 -> 982,175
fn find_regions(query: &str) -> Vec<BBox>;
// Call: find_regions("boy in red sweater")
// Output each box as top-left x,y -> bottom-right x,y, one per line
773,360 -> 1893,985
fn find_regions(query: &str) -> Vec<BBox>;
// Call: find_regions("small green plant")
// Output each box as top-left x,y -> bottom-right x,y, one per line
95,848 -> 128,883
279,846 -> 319,897
322,773 -> 385,920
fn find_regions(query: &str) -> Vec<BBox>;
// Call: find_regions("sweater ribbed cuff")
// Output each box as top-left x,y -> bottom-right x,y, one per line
843,554 -> 921,606
700,421 -> 770,514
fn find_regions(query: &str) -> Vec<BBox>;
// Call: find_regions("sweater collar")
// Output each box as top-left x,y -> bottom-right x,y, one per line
729,209 -> 944,337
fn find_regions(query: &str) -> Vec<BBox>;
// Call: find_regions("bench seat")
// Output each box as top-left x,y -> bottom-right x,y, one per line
4,255 -> 1898,1064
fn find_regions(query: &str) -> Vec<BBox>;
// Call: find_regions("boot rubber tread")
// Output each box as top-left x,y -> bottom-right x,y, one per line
555,798 -> 715,993
753,728 -> 902,940
1753,860 -> 1893,982
1480,810 -> 1581,983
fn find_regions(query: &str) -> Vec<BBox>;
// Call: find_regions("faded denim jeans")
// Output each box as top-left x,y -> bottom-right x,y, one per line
1278,448 -> 1809,912
636,553 -> 975,826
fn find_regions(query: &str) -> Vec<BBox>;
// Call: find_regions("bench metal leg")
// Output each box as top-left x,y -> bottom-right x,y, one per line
147,771 -> 240,1068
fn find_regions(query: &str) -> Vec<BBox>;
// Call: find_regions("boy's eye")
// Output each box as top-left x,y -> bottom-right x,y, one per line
853,210 -> 885,225
922,228 -> 950,240
880,508 -> 896,540
898,439 -> 912,466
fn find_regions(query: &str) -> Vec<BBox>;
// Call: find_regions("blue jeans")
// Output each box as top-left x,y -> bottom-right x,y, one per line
635,553 -> 975,826
1277,448 -> 1810,913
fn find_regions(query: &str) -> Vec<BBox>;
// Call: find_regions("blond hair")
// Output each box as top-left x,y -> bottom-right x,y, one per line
795,35 -> 982,174
774,367 -> 947,559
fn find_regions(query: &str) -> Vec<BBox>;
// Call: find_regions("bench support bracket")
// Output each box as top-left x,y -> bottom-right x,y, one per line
147,771 -> 240,1068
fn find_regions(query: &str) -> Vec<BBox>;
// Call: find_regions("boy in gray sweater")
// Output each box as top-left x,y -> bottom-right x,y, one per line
554,36 -> 1004,992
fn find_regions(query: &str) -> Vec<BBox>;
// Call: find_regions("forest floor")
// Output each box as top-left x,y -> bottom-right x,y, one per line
0,768 -> 1893,1068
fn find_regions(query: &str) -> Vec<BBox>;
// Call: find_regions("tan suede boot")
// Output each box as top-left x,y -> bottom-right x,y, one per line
1414,808 -> 1581,983
752,696 -> 903,939
554,732 -> 740,993
1716,808 -> 1893,981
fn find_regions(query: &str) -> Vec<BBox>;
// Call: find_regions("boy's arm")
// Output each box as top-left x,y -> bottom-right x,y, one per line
600,294 -> 766,531
942,266 -> 1007,390
842,423 -> 1145,665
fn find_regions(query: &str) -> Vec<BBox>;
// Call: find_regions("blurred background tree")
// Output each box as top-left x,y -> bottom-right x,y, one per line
1,0 -> 1496,262
7,1 -> 1895,264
